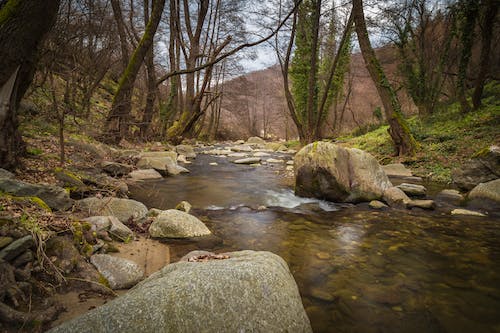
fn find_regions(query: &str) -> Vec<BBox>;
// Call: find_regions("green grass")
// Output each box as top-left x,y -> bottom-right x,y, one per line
340,82 -> 500,183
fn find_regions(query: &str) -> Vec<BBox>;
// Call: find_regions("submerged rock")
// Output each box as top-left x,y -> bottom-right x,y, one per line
77,197 -> 148,223
90,254 -> 144,289
149,209 -> 211,238
294,142 -> 392,203
48,250 -> 312,333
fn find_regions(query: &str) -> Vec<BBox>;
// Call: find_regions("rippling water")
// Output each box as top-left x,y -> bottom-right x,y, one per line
129,152 -> 500,333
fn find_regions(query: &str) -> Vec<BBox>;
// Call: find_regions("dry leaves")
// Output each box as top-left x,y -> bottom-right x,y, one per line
187,254 -> 230,262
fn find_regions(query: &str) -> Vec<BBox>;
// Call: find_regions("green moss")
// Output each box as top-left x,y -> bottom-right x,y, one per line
98,273 -> 110,288
0,0 -> 21,26
471,146 -> 492,159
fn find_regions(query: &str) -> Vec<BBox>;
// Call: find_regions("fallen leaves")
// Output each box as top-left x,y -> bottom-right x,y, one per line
187,254 -> 230,262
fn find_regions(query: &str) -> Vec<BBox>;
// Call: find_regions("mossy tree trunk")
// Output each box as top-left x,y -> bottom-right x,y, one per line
353,0 -> 417,156
104,0 -> 166,143
0,0 -> 61,170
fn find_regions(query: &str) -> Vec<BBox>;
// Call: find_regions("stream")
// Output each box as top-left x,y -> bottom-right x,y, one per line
129,151 -> 500,333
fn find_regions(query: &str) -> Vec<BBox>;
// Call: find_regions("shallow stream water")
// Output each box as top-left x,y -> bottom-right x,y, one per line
130,152 -> 500,333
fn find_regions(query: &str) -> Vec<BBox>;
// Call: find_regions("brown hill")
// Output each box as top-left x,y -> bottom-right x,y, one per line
217,46 -> 416,141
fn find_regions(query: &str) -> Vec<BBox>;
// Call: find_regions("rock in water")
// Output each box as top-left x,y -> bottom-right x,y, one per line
77,197 -> 148,223
246,136 -> 266,146
294,142 -> 392,203
149,209 -> 211,238
233,157 -> 261,165
452,146 -> 500,190
48,250 -> 312,333
468,179 -> 500,211
128,169 -> 163,181
90,254 -> 144,289
396,183 -> 427,197
175,145 -> 196,159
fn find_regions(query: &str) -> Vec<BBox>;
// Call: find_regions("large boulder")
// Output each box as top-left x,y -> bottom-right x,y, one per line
149,209 -> 211,238
90,254 -> 144,290
77,197 -> 148,223
48,250 -> 312,333
294,142 -> 392,203
467,179 -> 500,211
246,136 -> 266,146
0,179 -> 73,211
128,169 -> 163,181
137,156 -> 189,176
381,163 -> 413,177
452,146 -> 500,190
139,151 -> 177,161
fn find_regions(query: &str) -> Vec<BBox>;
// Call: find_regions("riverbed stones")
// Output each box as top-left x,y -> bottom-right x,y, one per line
383,186 -> 411,208
267,158 -> 285,164
294,142 -> 392,203
149,209 -> 211,238
452,146 -> 500,190
175,145 -> 196,159
435,189 -> 464,205
230,145 -> 253,152
396,183 -> 427,197
407,199 -> 436,210
128,169 -> 162,181
0,178 -> 73,211
77,197 -> 148,223
467,179 -> 500,210
90,254 -> 144,289
234,157 -> 261,164
101,161 -> 133,177
451,208 -> 486,217
48,250 -> 312,333
228,152 -> 247,158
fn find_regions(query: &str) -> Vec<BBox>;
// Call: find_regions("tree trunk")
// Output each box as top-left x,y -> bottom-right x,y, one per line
104,0 -> 166,143
472,0 -> 497,109
0,0 -> 61,170
353,0 -> 416,156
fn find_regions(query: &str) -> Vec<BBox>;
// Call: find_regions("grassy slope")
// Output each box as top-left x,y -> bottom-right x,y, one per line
338,82 -> 500,183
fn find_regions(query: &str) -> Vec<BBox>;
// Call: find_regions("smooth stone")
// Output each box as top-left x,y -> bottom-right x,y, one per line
0,235 -> 34,261
468,179 -> 500,210
315,252 -> 331,260
101,161 -> 133,177
149,209 -> 211,238
48,250 -> 312,333
246,136 -> 266,145
451,209 -> 486,217
230,145 -> 253,152
139,151 -> 177,161
369,200 -> 388,209
90,254 -> 144,289
77,197 -> 148,223
175,145 -> 196,159
228,152 -> 247,158
267,158 -> 285,164
234,157 -> 261,165
108,216 -> 134,241
407,199 -> 435,210
128,169 -> 162,181
253,152 -> 271,157
209,162 -> 218,166
382,163 -> 413,177
435,189 -> 464,205
383,186 -> 411,209
396,183 -> 427,196
310,287 -> 336,302
82,216 -> 112,232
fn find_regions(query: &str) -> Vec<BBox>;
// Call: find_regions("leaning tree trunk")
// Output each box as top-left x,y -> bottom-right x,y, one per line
0,0 -> 61,170
104,0 -> 166,144
353,0 -> 417,156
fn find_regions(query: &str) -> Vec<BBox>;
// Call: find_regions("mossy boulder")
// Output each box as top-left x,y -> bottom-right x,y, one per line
294,142 -> 392,203
452,146 -> 500,190
47,250 -> 312,333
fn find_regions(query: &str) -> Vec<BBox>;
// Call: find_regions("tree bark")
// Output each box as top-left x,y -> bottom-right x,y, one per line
472,0 -> 498,109
104,0 -> 166,143
0,0 -> 61,170
353,0 -> 417,156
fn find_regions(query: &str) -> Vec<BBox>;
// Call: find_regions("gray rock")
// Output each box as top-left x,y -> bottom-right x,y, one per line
203,149 -> 232,156
175,145 -> 196,159
164,158 -> 190,176
176,155 -> 190,164
230,145 -> 253,152
435,189 -> 464,205
383,186 -> 411,209
228,152 -> 247,158
101,161 -> 133,177
246,136 -> 266,146
108,216 -> 134,241
295,142 -> 392,203
0,178 -> 73,211
407,199 -> 435,210
0,168 -> 14,179
48,250 -> 312,333
90,254 -> 144,289
267,158 -> 285,164
254,152 -> 271,157
451,209 -> 486,217
381,163 -> 413,177
369,200 -> 388,209
149,210 -> 211,238
0,235 -> 34,262
468,179 -> 500,211
128,169 -> 162,181
83,216 -> 112,232
140,151 -> 178,161
77,197 -> 148,223
452,146 -> 500,190
396,183 -> 427,197
136,156 -> 171,172
0,236 -> 13,249
233,157 -> 261,165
